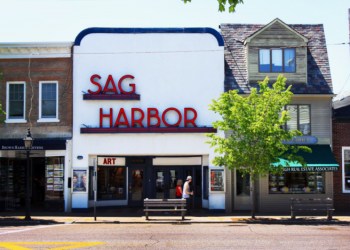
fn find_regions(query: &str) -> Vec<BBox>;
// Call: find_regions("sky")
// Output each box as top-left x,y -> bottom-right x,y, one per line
1,0 -> 350,98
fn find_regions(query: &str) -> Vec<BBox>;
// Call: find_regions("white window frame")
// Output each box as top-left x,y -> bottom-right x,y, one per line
284,104 -> 311,135
342,147 -> 350,193
38,81 -> 59,122
5,81 -> 27,123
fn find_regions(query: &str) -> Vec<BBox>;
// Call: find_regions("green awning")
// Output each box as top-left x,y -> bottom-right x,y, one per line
273,145 -> 339,172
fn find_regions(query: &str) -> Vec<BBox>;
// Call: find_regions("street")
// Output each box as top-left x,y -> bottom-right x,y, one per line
0,223 -> 349,249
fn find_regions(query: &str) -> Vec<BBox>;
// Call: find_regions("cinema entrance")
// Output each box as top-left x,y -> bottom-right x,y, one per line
126,157 -> 202,208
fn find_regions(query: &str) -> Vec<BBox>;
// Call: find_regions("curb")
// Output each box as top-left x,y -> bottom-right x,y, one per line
1,217 -> 350,226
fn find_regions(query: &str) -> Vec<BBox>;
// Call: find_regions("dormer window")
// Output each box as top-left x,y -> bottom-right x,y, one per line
259,48 -> 296,73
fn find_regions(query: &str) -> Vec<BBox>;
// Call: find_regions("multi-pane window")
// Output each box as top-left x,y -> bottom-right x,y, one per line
6,82 -> 26,122
269,172 -> 325,194
342,148 -> 350,193
285,105 -> 311,135
39,81 -> 58,121
259,48 -> 296,73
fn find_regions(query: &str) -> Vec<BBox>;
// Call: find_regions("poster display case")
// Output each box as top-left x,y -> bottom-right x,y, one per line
72,169 -> 87,192
210,169 -> 225,192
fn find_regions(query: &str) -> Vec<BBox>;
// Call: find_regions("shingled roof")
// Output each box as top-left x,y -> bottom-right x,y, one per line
220,22 -> 334,95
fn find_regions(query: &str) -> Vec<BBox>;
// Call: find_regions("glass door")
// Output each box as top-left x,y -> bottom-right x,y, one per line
154,168 -> 179,199
234,169 -> 251,210
184,167 -> 202,209
128,167 -> 145,206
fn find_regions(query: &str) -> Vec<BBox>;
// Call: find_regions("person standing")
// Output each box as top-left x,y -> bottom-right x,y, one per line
175,179 -> 183,198
182,176 -> 194,213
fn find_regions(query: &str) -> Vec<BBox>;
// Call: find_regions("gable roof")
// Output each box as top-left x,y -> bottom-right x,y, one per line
221,21 -> 334,95
245,18 -> 308,44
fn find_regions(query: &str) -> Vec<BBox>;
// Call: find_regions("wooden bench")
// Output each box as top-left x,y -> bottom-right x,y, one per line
144,198 -> 187,220
291,198 -> 335,220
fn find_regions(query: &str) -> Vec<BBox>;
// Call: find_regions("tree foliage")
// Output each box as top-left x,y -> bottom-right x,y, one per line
183,0 -> 244,13
209,75 -> 309,175
208,75 -> 310,217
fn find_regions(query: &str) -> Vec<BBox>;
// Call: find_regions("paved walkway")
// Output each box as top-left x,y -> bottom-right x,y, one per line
1,208 -> 350,225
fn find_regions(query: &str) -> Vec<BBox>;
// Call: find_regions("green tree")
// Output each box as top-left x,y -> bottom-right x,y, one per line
208,75 -> 310,218
183,0 -> 244,13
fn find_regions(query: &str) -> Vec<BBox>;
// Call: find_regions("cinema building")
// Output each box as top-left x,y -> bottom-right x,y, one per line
71,28 -> 226,210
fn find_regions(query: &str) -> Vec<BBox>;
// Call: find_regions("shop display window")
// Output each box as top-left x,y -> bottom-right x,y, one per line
97,166 -> 126,200
342,148 -> 350,193
45,157 -> 64,200
269,172 -> 325,194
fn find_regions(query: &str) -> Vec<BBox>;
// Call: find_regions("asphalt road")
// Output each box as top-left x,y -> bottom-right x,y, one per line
0,223 -> 349,249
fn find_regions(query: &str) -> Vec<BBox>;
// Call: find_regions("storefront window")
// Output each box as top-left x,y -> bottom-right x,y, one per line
342,148 -> 350,193
269,172 -> 325,194
45,157 -> 64,200
97,166 -> 126,200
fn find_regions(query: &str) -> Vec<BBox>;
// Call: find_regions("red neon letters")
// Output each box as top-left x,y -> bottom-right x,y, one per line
99,107 -> 198,128
88,74 -> 136,94
87,73 -> 200,129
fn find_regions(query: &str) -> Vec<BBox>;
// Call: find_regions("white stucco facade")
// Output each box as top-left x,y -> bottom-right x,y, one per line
71,28 -> 224,210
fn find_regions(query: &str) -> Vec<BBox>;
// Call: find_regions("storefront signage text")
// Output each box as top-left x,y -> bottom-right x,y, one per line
88,74 -> 136,95
97,157 -> 125,166
81,73 -> 216,133
100,107 -> 197,128
283,136 -> 318,145
283,166 -> 338,172
1,145 -> 44,150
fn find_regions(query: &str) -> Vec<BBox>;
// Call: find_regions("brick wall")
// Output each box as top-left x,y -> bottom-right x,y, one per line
332,121 -> 350,212
0,57 -> 72,139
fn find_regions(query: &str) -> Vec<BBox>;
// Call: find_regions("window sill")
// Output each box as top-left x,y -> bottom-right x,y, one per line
37,118 -> 60,123
5,119 -> 27,123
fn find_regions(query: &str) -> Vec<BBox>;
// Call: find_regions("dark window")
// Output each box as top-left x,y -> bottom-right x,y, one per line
97,166 -> 126,200
259,48 -> 296,73
8,83 -> 25,119
41,82 -> 57,118
285,104 -> 311,135
203,166 -> 208,199
342,148 -> 350,193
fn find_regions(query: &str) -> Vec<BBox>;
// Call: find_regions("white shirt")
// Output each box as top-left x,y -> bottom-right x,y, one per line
182,181 -> 191,198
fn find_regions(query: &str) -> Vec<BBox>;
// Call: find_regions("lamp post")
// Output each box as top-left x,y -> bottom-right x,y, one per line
23,128 -> 33,221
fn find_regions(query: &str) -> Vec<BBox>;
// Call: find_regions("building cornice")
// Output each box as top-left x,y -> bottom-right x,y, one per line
0,42 -> 72,58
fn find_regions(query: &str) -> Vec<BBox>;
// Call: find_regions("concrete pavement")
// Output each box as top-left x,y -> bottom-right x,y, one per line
1,208 -> 350,225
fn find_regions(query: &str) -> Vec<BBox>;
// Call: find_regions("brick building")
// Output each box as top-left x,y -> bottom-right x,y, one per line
331,9 -> 350,213
0,43 -> 73,211
332,102 -> 350,212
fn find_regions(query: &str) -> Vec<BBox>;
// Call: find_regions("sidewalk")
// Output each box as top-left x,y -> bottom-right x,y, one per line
1,208 -> 350,225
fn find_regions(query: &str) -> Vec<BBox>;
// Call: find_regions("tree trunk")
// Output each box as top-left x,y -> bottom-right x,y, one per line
250,174 -> 256,219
